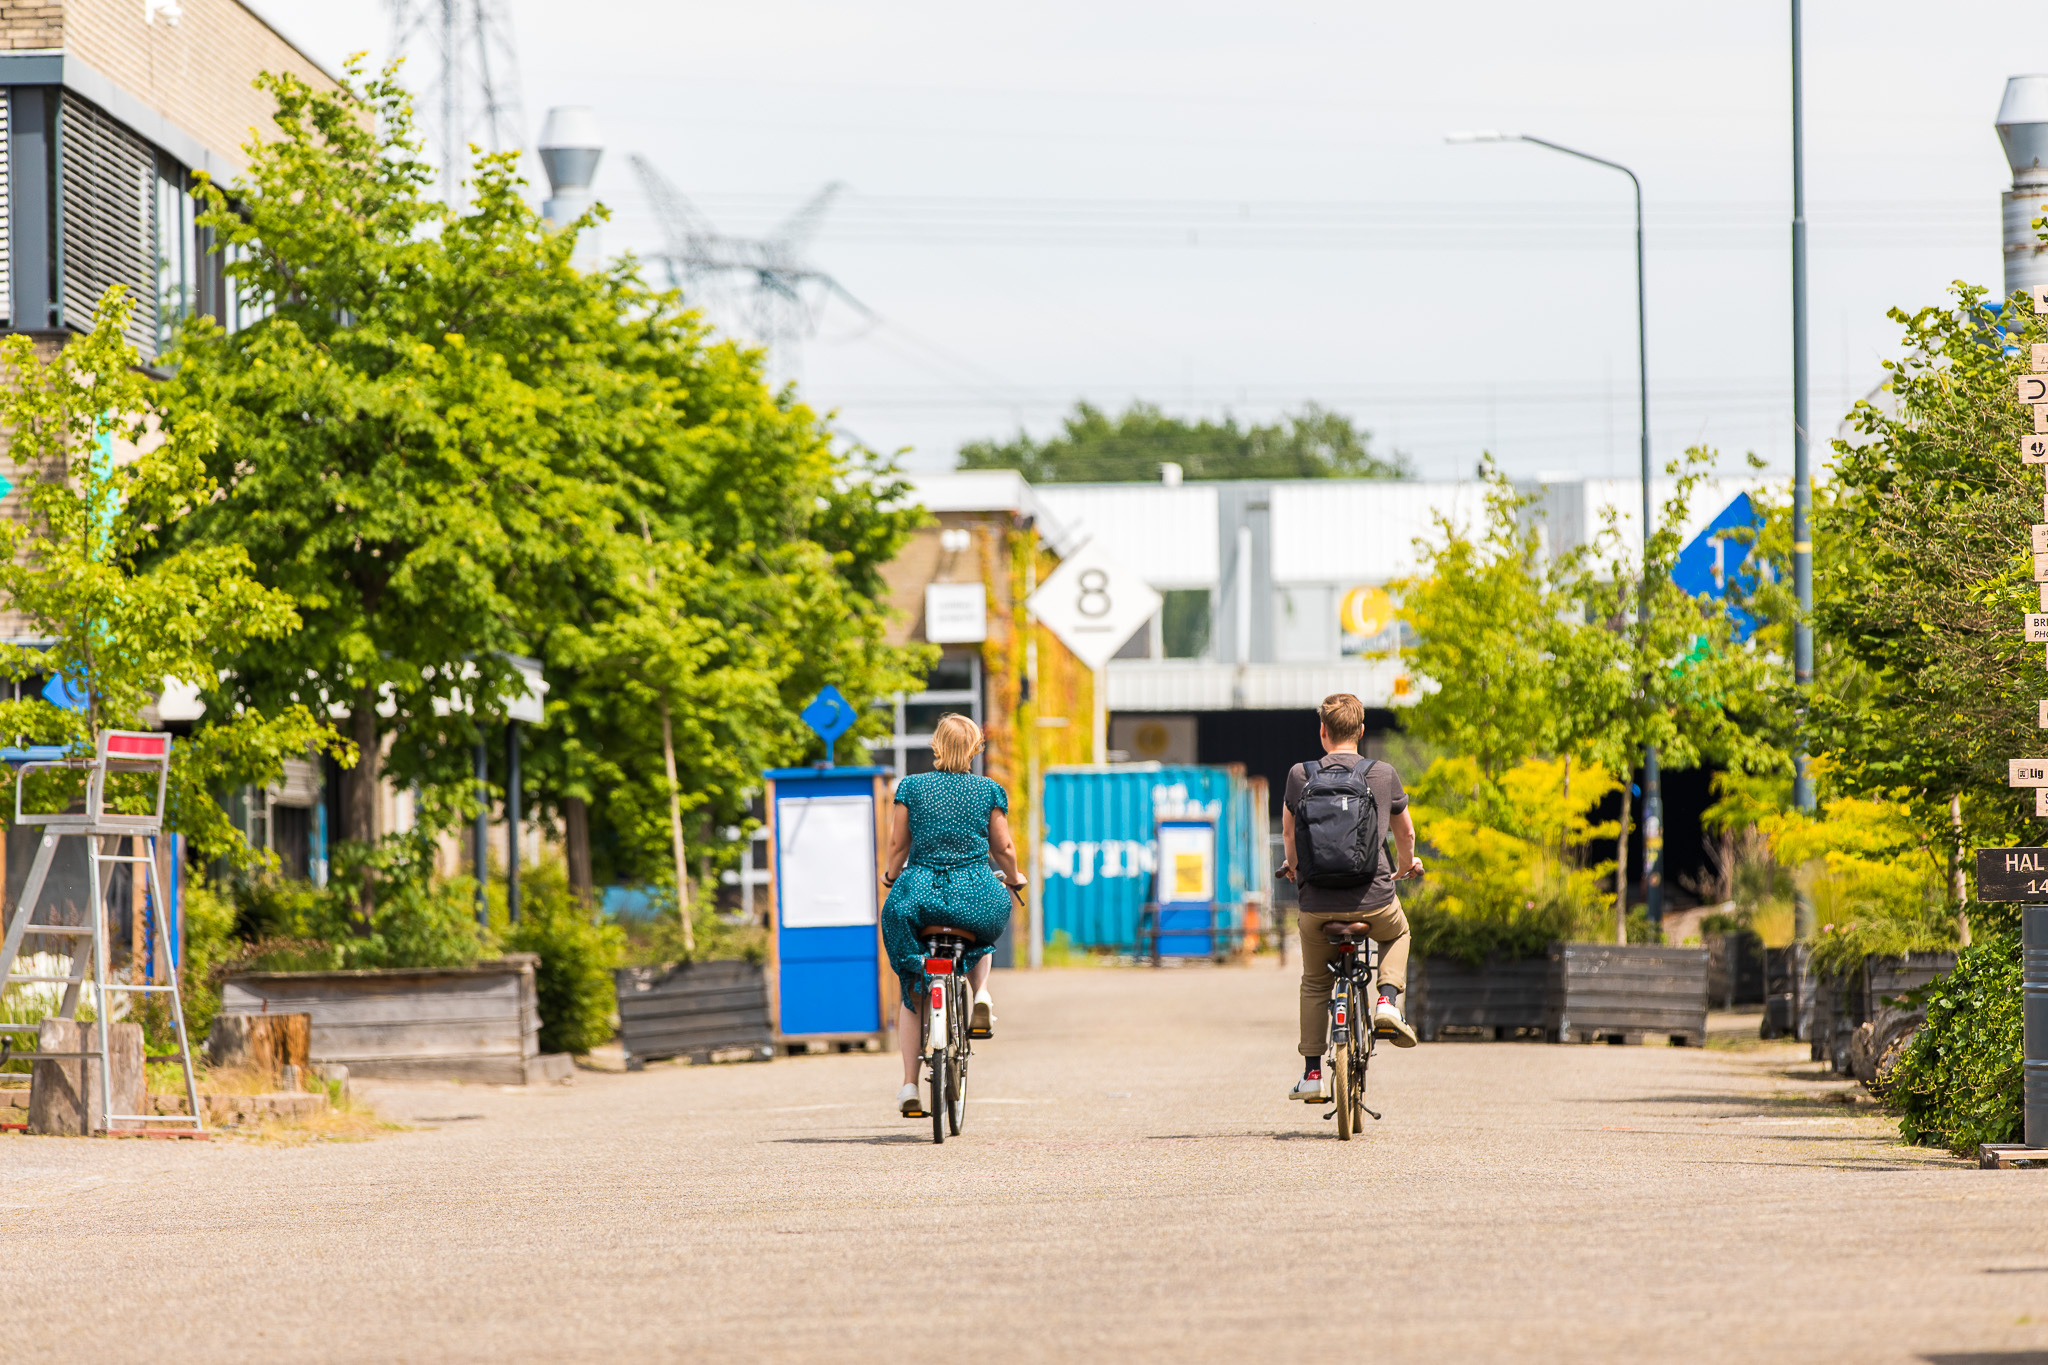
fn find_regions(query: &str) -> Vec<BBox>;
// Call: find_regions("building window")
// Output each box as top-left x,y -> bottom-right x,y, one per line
154,155 -> 196,355
1161,589 -> 1211,659
879,652 -> 982,776
57,91 -> 157,355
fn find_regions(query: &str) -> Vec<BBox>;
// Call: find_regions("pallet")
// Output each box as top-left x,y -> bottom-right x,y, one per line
1978,1144 -> 2048,1169
1555,1027 -> 1704,1048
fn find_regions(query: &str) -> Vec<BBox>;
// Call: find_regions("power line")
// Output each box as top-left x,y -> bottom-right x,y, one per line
605,191 -> 1992,253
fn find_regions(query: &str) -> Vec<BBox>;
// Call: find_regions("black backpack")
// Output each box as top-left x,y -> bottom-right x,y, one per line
1295,757 -> 1384,889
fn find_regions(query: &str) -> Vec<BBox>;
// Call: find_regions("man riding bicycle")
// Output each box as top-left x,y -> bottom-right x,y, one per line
1278,693 -> 1423,1102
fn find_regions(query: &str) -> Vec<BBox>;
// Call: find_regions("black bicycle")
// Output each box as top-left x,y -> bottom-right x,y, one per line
915,926 -> 974,1144
1320,920 -> 1384,1140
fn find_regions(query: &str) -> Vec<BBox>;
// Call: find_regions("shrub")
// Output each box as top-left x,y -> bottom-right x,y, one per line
1402,755 -> 1618,963
175,881 -> 240,1043
1887,932 -> 2022,1155
503,861 -> 623,1055
617,888 -> 767,969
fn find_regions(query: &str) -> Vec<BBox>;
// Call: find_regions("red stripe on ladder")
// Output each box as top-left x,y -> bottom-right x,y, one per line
107,734 -> 168,756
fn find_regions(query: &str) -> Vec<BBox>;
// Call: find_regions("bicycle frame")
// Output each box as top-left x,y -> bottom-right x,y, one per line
922,938 -> 966,1060
917,931 -> 972,1142
1326,932 -> 1382,1131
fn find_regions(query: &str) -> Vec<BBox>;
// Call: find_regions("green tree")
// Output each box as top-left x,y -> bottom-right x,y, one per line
1792,283 -> 2044,911
1397,460 -> 1561,779
1551,448 -> 1784,940
0,290 -> 337,862
1397,451 -> 1776,941
162,60 -> 927,927
958,401 -> 1409,482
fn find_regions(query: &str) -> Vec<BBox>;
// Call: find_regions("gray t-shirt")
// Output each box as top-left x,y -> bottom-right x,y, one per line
1284,753 -> 1407,913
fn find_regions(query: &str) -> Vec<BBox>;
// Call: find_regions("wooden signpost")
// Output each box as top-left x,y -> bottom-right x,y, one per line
1978,287 -> 2048,1162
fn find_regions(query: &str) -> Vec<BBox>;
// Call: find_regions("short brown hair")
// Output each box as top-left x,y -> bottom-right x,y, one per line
930,713 -> 984,772
1319,693 -> 1365,744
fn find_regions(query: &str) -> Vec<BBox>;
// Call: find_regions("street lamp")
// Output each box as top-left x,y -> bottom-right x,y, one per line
1446,129 -> 1664,931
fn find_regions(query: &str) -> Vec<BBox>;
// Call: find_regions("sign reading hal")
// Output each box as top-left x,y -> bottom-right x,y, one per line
1976,848 -> 2048,902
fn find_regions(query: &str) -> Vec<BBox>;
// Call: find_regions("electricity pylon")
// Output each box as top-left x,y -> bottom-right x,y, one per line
387,0 -> 526,206
629,155 -> 863,374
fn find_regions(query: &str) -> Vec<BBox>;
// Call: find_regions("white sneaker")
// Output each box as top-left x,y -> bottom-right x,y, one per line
970,991 -> 995,1039
1290,1069 -> 1329,1102
898,1083 -> 924,1117
1374,997 -> 1418,1048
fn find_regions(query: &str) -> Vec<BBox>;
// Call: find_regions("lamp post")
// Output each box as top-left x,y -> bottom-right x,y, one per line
1448,130 -> 1663,929
1789,1 -> 1817,943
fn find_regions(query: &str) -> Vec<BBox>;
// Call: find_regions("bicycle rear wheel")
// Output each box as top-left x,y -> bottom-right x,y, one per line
948,997 -> 968,1136
1351,1036 -> 1368,1130
930,1050 -> 946,1144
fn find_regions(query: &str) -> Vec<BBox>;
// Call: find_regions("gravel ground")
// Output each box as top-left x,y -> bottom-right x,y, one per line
3,964 -> 2045,1364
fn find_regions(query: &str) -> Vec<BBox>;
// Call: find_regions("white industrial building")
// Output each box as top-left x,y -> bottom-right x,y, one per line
908,468 -> 1781,765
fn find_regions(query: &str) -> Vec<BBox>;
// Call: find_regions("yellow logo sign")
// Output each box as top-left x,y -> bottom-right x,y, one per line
1339,586 -> 1396,638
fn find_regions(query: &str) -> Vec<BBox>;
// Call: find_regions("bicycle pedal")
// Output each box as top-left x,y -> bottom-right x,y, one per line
968,1027 -> 992,1040
904,1108 -> 927,1119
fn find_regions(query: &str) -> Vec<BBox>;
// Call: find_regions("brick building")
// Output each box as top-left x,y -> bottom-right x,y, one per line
0,0 -> 338,874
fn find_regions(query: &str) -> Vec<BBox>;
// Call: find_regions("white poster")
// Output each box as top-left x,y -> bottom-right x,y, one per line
776,795 -> 879,928
1155,821 -> 1215,904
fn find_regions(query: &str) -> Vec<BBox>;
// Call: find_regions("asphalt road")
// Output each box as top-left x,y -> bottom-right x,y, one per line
3,964 -> 2045,1364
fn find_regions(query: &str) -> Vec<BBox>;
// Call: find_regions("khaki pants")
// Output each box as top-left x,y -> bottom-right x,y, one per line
1296,898 -> 1409,1056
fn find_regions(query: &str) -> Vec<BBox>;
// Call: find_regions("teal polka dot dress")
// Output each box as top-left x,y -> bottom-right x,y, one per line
883,771 -> 1012,1008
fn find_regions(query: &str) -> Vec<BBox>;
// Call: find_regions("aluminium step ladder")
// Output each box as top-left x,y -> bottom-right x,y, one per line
0,731 -> 202,1135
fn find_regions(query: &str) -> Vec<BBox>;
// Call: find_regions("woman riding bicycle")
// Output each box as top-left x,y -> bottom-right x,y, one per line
880,713 -> 1026,1116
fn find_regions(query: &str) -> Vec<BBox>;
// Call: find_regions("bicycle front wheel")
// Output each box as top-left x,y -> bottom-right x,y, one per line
948,999 -> 969,1136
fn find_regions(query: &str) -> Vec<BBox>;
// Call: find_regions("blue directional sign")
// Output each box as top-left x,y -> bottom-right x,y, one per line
800,684 -> 858,765
41,672 -> 86,712
1671,492 -> 1764,642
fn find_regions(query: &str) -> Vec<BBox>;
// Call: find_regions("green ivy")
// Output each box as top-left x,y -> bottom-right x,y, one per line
1888,933 -> 2022,1155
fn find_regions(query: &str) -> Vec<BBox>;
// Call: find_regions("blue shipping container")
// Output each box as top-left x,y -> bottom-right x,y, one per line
1039,765 -> 1259,950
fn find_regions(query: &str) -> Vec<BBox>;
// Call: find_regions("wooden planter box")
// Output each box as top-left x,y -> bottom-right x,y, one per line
1408,955 -> 1552,1041
1705,930 -> 1766,1009
1762,945 -> 1811,1041
219,955 -> 542,1085
1810,951 -> 1956,1076
1546,943 -> 1708,1047
614,960 -> 773,1069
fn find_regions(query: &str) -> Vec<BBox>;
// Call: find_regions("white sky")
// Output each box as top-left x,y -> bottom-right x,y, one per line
248,1 -> 2033,480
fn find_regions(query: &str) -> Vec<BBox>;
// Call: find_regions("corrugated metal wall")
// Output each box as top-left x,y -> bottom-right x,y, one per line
1039,764 -> 1259,949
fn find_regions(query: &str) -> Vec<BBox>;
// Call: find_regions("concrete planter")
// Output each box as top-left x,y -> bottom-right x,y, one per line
1547,943 -> 1708,1047
219,955 -> 542,1085
614,960 -> 773,1069
1408,955 -> 1552,1042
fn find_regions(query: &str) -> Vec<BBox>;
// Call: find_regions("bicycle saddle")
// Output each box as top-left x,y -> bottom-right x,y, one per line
1321,922 -> 1373,944
917,925 -> 977,944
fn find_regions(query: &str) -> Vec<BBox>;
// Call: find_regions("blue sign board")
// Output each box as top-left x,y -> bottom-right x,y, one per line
800,685 -> 858,763
1670,491 -> 1764,642
766,766 -> 886,1038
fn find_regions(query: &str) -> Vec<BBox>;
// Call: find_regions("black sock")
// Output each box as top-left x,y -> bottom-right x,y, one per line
1380,984 -> 1401,1007
1304,1056 -> 1321,1076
